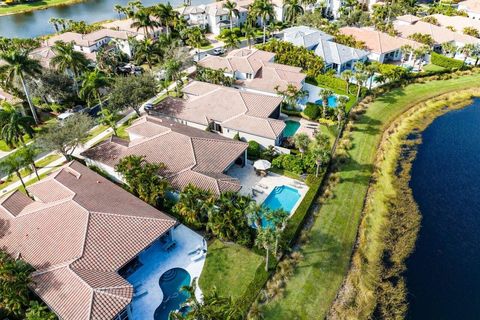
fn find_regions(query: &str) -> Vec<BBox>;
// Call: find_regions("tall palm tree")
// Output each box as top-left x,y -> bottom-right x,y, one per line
222,29 -> 241,50
255,227 -> 276,271
341,69 -> 353,94
185,27 -> 206,61
0,154 -> 30,195
133,38 -> 163,69
250,0 -> 276,44
442,42 -> 458,58
461,43 -> 476,65
319,88 -> 333,118
0,49 -> 42,124
264,208 -> 288,256
293,132 -> 311,158
154,3 -> 177,36
131,8 -> 158,38
0,106 -> 34,148
79,70 -> 110,108
223,0 -> 239,30
283,0 -> 304,24
17,145 -> 41,181
243,23 -> 256,49
164,58 -> 183,96
50,41 -> 89,81
48,17 -> 60,33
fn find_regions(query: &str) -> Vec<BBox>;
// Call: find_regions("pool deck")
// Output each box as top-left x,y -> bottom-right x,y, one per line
282,115 -> 319,138
227,163 -> 309,214
126,225 -> 206,320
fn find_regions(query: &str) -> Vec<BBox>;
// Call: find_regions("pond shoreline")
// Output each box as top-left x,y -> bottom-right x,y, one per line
329,88 -> 480,319
0,0 -> 87,17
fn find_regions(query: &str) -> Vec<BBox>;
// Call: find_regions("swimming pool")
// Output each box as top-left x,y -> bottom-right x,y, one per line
154,268 -> 191,320
263,185 -> 301,213
284,120 -> 300,137
315,95 -> 337,108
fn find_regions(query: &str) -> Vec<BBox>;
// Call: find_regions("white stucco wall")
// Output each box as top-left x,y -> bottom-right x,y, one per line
222,127 -> 278,148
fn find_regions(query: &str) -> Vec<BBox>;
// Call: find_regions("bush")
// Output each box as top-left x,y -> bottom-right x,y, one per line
281,105 -> 302,116
431,52 -> 464,70
272,154 -> 305,174
247,140 -> 261,160
309,74 -> 366,97
303,103 -> 320,120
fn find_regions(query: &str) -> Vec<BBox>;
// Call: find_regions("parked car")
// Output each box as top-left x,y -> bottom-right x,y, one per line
211,47 -> 225,56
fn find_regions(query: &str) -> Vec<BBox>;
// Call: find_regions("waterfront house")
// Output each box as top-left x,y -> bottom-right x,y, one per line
145,81 -> 286,147
198,48 -> 306,95
339,26 -> 422,63
458,0 -> 480,20
102,18 -> 163,39
282,26 -> 369,74
429,13 -> 480,35
0,161 -> 177,320
82,115 -> 248,195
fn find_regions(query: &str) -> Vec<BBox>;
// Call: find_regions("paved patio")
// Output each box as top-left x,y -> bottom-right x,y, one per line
228,163 -> 309,214
126,225 -> 206,320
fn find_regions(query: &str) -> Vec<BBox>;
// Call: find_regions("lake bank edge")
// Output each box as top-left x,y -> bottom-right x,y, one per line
329,88 -> 480,319
0,0 -> 88,17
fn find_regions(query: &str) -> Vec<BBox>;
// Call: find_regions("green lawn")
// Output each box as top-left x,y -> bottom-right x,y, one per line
0,0 -> 84,15
198,239 -> 264,302
262,73 -> 480,319
0,154 -> 63,191
423,64 -> 446,72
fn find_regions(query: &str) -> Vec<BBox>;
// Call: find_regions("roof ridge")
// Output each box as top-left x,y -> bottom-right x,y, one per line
93,288 -> 132,301
31,260 -> 77,276
17,195 -> 75,217
89,211 -> 176,224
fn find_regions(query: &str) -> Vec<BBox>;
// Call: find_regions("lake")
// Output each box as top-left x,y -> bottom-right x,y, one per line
407,98 -> 480,319
0,0 -> 211,39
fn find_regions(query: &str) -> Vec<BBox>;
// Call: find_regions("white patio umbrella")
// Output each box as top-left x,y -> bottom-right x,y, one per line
253,159 -> 271,171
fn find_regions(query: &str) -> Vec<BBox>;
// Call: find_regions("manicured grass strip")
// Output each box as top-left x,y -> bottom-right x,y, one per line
262,73 -> 480,319
0,0 -> 85,15
0,154 -> 63,191
199,239 -> 264,302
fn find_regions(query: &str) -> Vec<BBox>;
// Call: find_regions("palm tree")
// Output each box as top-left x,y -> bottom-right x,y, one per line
250,0 -> 276,44
319,88 -> 333,118
0,105 -> 35,148
264,208 -> 289,256
79,70 -> 110,108
133,38 -> 163,69
0,154 -> 30,195
0,49 -> 42,124
99,109 -> 118,136
400,44 -> 413,66
164,58 -> 184,96
365,63 -> 378,90
442,42 -> 457,58
293,132 -> 311,157
155,3 -> 177,37
341,69 -> 353,94
243,23 -> 256,49
336,96 -> 349,130
224,0 -> 239,30
185,27 -> 206,61
17,145 -> 41,181
353,65 -> 368,99
461,43 -> 476,65
50,41 -> 89,84
222,29 -> 241,50
283,0 -> 304,24
131,8 -> 158,38
310,133 -> 330,177
48,17 -> 60,33
256,227 -> 276,271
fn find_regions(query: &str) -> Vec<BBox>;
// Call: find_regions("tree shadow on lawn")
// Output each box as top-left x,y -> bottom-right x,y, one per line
296,231 -> 346,271
374,87 -> 407,105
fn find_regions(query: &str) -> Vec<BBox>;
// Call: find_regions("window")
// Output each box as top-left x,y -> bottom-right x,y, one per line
114,309 -> 129,320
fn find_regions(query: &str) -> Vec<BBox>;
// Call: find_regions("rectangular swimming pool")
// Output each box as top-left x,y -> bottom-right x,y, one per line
263,185 -> 301,214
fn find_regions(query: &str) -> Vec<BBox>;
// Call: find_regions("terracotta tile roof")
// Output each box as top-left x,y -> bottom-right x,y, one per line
241,62 -> 306,93
30,44 -> 97,69
47,29 -> 130,48
82,116 -> 247,195
393,19 -> 480,45
0,161 -> 176,320
102,18 -> 162,36
339,27 -> 423,54
430,14 -> 480,33
198,48 -> 275,74
458,0 -> 480,14
153,81 -> 285,139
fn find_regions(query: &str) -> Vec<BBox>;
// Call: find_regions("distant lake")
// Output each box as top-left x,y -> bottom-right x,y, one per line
0,0 -> 212,39
407,99 -> 480,319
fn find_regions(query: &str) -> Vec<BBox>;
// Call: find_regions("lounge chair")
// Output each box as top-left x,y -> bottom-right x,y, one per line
252,186 -> 264,194
188,246 -> 202,255
258,183 -> 268,189
191,250 -> 206,262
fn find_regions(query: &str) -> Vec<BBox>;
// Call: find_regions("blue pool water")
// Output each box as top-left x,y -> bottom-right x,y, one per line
260,185 -> 301,227
284,120 -> 301,137
315,96 -> 337,108
154,268 -> 191,320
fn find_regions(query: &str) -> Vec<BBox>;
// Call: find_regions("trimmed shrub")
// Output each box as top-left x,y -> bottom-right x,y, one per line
247,140 -> 261,160
431,52 -> 464,69
303,103 -> 320,120
308,74 -> 367,97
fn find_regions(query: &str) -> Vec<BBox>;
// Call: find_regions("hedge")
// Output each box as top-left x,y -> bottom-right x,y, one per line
280,106 -> 302,116
282,173 -> 323,246
431,52 -> 464,70
303,103 -> 320,120
247,140 -> 261,160
237,263 -> 270,314
308,74 -> 367,97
